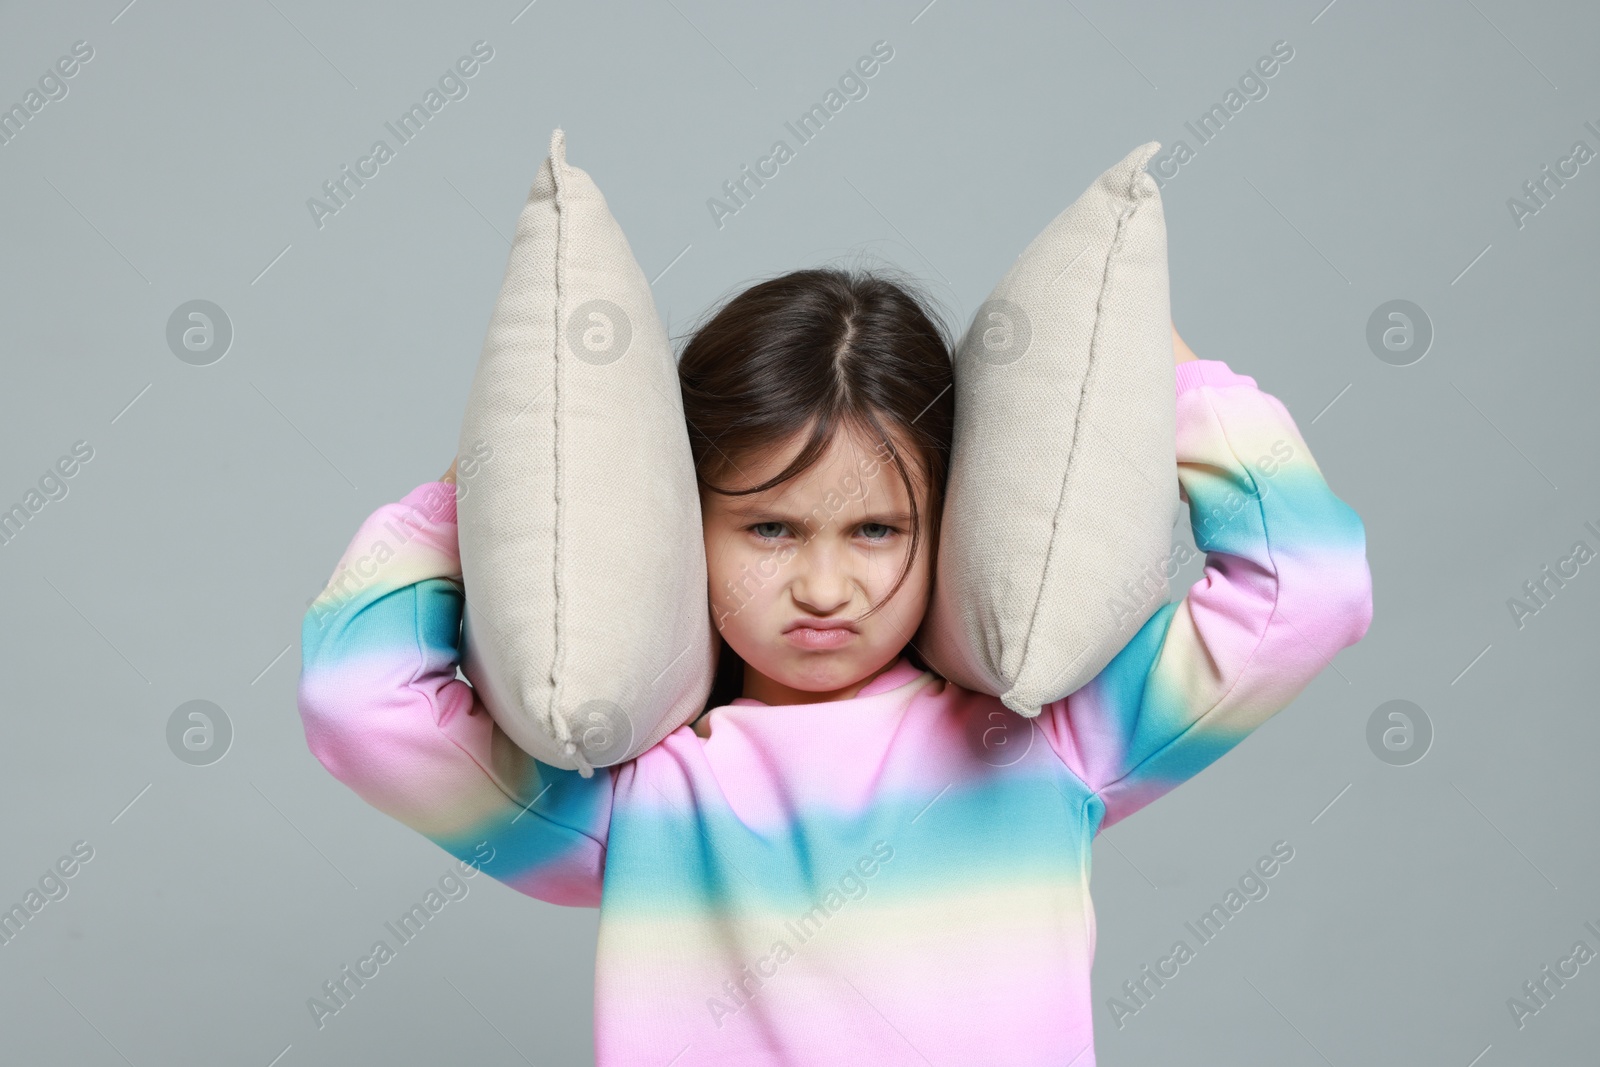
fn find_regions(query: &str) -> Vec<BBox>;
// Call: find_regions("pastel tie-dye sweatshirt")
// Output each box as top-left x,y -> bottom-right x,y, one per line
297,358 -> 1372,1065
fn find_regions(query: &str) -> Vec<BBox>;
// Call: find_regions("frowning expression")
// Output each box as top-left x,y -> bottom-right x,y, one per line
700,422 -> 933,705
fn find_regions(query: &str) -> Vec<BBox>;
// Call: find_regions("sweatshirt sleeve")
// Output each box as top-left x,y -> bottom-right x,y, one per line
296,481 -> 613,908
1039,359 -> 1373,831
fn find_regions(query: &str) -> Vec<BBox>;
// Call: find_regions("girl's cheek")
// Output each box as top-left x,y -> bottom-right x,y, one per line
706,540 -> 767,609
703,540 -> 735,605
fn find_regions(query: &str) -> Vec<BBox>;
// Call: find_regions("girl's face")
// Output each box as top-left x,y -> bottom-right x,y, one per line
700,423 -> 932,706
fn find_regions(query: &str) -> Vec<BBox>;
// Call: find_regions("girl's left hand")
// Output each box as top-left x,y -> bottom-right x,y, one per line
1172,321 -> 1198,364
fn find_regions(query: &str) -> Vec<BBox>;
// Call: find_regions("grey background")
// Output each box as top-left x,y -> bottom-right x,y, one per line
1,0 -> 1596,1063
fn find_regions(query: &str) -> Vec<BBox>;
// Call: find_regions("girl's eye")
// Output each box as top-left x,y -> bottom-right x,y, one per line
747,521 -> 896,542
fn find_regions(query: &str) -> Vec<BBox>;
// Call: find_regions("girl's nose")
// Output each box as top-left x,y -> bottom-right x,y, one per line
790,547 -> 853,615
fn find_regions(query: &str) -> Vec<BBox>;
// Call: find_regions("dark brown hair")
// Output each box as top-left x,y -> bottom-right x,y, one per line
676,265 -> 956,708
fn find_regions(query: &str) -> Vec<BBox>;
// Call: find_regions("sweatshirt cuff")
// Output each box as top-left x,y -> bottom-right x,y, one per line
1176,358 -> 1257,395
400,481 -> 458,526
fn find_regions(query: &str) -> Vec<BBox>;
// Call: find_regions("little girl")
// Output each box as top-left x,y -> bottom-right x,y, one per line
298,268 -> 1372,1065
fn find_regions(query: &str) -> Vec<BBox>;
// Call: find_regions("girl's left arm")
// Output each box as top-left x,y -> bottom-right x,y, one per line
1038,357 -> 1373,830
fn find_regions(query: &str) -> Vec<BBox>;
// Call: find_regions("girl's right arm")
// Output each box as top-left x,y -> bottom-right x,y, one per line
297,480 -> 614,908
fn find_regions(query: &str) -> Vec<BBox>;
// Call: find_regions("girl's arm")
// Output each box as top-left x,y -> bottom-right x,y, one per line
1039,354 -> 1373,830
297,479 -> 614,907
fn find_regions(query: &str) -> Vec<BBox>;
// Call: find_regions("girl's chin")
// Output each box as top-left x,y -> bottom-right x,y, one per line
770,649 -> 892,691
749,649 -> 849,681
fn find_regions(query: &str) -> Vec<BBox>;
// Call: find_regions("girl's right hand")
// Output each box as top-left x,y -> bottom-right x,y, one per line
297,481 -> 615,909
441,458 -> 458,485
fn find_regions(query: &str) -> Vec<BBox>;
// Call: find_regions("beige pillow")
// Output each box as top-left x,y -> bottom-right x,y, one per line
455,128 -> 715,776
914,141 -> 1180,716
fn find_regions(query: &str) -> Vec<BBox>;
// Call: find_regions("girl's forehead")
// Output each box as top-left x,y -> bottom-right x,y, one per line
781,421 -> 905,470
708,425 -> 922,510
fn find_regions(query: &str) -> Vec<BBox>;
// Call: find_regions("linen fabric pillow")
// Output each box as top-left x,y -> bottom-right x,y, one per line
455,128 -> 715,776
914,141 -> 1181,717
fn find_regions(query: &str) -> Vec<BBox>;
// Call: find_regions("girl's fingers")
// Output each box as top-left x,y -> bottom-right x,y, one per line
1171,321 -> 1199,364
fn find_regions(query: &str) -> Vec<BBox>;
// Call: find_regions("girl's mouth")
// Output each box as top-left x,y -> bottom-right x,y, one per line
783,626 -> 858,650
